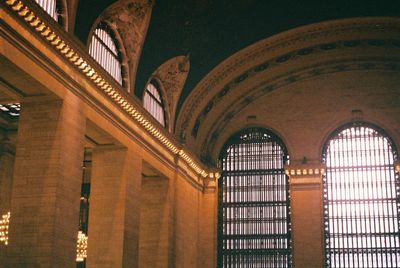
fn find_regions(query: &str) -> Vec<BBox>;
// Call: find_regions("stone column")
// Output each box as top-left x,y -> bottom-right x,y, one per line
87,146 -> 142,268
197,180 -> 217,268
138,173 -> 170,268
285,163 -> 326,268
6,96 -> 86,267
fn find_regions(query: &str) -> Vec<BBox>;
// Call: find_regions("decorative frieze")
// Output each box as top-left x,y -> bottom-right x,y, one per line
285,163 -> 326,189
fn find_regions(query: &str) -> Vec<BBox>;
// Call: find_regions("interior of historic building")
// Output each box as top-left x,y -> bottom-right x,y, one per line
1,0 -> 399,267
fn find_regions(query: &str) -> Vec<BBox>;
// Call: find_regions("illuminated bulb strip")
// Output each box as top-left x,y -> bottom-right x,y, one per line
0,212 -> 11,246
3,0 -> 218,181
285,168 -> 326,176
76,231 -> 88,262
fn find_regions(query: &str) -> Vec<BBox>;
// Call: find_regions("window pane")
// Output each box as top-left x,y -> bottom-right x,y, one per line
323,124 -> 400,268
218,128 -> 292,267
89,27 -> 123,85
143,83 -> 165,126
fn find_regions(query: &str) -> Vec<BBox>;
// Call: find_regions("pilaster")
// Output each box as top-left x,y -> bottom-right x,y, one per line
87,146 -> 142,268
6,95 -> 86,267
285,162 -> 326,268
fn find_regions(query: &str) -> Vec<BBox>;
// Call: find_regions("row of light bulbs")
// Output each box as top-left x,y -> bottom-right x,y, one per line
1,212 -> 88,263
4,0 -> 220,183
76,231 -> 88,262
0,212 -> 10,246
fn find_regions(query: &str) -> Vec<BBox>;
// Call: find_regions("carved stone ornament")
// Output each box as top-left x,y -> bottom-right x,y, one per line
151,55 -> 190,130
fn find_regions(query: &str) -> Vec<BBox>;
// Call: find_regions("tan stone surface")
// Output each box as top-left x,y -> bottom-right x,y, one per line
139,175 -> 170,267
87,147 -> 142,268
290,178 -> 324,267
6,96 -> 85,267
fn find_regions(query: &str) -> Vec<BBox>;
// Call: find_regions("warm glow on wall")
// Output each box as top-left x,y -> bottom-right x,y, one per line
76,231 -> 88,262
0,212 -> 10,246
3,0 -> 219,184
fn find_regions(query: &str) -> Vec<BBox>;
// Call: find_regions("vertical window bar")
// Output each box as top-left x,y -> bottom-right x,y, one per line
323,123 -> 399,267
218,128 -> 292,267
34,0 -> 58,21
143,83 -> 166,127
89,27 -> 123,85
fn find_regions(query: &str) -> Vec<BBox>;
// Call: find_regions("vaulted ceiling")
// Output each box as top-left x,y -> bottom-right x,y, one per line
74,0 -> 399,113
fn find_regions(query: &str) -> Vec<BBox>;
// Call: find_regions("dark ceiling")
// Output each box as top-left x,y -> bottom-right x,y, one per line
75,0 -> 399,110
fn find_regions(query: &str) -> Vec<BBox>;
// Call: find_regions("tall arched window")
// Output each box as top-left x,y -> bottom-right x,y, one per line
89,24 -> 123,85
323,122 -> 400,267
143,81 -> 166,127
218,128 -> 292,267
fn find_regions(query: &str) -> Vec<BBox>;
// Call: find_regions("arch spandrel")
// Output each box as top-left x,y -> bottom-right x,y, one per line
88,0 -> 154,93
148,56 -> 190,133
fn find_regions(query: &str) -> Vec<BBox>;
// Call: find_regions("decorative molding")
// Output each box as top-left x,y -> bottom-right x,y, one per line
2,0 -> 218,185
189,40 -> 400,139
151,55 -> 190,131
200,57 -> 400,161
100,0 -> 153,90
285,163 -> 326,189
176,17 -> 400,135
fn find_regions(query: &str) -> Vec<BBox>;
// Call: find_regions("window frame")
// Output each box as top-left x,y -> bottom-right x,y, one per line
89,22 -> 125,87
322,122 -> 400,268
217,127 -> 293,267
143,80 -> 167,127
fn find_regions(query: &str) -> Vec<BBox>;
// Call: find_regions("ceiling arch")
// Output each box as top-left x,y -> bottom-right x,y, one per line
174,17 -> 400,165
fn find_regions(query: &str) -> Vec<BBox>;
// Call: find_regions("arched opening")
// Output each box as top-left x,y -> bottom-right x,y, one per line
218,128 -> 292,267
322,122 -> 400,267
89,23 -> 124,86
143,80 -> 167,127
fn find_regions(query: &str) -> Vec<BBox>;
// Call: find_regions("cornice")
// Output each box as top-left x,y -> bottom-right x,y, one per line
1,0 -> 219,190
285,163 -> 326,190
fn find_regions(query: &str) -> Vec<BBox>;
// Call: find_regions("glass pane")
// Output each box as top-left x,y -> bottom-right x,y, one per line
218,128 -> 292,268
143,83 -> 165,126
89,27 -> 123,85
323,124 -> 400,268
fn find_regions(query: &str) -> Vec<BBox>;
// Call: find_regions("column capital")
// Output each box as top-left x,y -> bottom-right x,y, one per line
284,163 -> 326,189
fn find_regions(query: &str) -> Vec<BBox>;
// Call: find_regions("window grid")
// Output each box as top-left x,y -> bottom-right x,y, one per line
34,0 -> 58,21
218,128 -> 292,268
323,124 -> 400,268
89,27 -> 123,85
143,83 -> 166,127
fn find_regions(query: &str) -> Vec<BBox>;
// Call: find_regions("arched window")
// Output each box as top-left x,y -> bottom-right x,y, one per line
323,123 -> 399,267
218,128 -> 292,267
34,0 -> 62,23
89,24 -> 123,85
143,81 -> 166,127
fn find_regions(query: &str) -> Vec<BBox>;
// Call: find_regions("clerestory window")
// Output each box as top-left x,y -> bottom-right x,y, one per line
143,81 -> 166,127
218,128 -> 292,267
89,24 -> 123,85
323,122 -> 400,267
